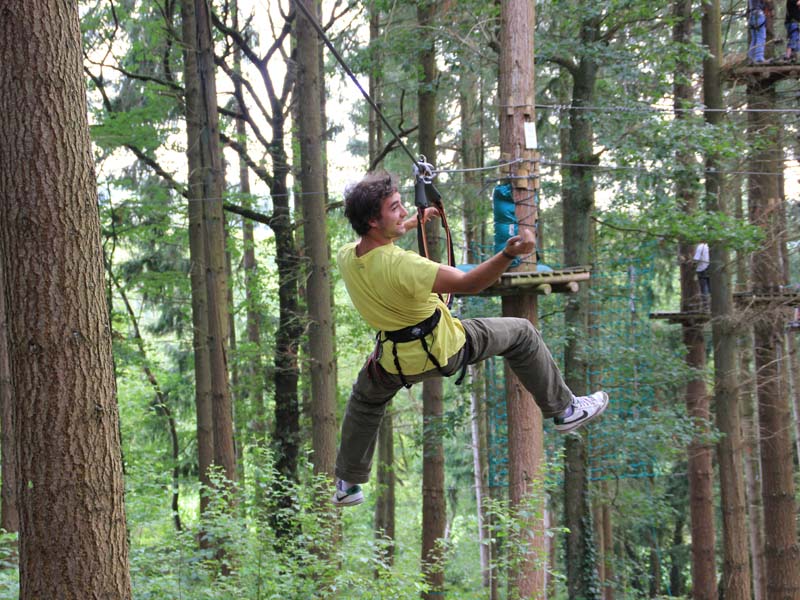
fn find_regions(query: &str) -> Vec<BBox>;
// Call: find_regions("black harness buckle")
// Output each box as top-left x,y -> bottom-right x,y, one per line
377,310 -> 468,388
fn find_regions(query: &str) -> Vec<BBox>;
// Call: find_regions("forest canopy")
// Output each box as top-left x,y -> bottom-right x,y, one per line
0,0 -> 799,599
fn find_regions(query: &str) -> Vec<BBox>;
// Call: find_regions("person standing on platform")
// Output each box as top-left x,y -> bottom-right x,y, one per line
693,242 -> 711,310
785,0 -> 800,61
331,171 -> 609,506
748,0 -> 769,63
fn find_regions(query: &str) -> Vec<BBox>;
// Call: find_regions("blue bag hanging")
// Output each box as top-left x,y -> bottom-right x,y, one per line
493,183 -> 520,267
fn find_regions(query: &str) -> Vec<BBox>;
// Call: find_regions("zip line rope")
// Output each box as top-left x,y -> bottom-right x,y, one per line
534,102 -> 800,115
291,0 -> 422,172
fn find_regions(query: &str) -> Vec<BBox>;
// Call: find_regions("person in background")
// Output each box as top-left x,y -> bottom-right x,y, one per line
785,0 -> 800,61
331,171 -> 609,506
693,242 -> 711,310
748,0 -> 768,63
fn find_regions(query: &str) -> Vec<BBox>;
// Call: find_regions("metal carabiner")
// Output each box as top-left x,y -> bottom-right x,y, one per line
414,155 -> 437,184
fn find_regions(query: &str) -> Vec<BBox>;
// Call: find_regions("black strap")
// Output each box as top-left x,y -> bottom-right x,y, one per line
378,309 -> 470,388
414,173 -> 456,309
391,342 -> 412,389
383,310 -> 441,343
381,310 -> 447,388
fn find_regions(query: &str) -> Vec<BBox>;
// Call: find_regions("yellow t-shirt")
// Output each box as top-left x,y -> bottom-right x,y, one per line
337,242 -> 466,375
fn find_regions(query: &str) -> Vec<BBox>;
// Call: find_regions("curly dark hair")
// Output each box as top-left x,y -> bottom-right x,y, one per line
343,171 -> 399,236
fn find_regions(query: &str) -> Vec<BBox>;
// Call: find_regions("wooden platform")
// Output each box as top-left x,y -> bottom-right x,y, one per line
724,61 -> 800,84
650,290 -> 800,326
733,290 -> 800,307
649,311 -> 710,324
460,266 -> 591,298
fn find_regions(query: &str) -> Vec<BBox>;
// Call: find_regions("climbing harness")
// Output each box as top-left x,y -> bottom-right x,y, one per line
369,309 -> 469,389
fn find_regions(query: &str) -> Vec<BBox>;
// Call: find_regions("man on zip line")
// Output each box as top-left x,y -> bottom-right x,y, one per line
332,171 -> 608,506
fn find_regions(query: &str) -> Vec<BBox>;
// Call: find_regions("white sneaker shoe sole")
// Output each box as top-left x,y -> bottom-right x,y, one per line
555,391 -> 609,434
331,487 -> 365,507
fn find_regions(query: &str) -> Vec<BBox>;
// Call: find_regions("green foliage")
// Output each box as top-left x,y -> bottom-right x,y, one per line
124,450 -> 433,599
0,531 -> 19,599
482,488 -> 557,600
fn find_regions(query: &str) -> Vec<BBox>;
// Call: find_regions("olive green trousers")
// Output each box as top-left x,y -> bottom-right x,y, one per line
335,317 -> 574,484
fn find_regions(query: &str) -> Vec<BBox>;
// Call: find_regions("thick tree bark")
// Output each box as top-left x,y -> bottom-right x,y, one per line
498,1 -> 547,597
0,249 -> 18,534
296,0 -> 337,480
747,79 -> 800,599
701,2 -> 752,597
0,2 -> 131,596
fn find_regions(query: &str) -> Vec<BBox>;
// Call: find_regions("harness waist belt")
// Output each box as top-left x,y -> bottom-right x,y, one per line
383,309 -> 441,343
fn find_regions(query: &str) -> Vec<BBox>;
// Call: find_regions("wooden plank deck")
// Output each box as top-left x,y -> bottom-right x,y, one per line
724,60 -> 800,84
459,266 -> 592,298
649,311 -> 710,324
733,290 -> 800,307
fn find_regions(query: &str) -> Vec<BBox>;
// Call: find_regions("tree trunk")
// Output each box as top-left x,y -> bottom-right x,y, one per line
421,378 -> 446,598
682,316 -> 717,600
501,296 -> 544,599
0,2 -> 131,595
740,330 -> 767,600
368,2 -> 384,168
701,2 -> 752,597
498,1 -> 547,597
270,87 -> 301,539
672,3 -> 718,593
182,0 -> 216,517
416,2 -> 446,598
0,247 -> 18,534
210,0 -> 303,528
224,224 -> 242,478
669,511 -> 686,597
602,491 -> 614,600
735,170 -> 768,600
747,78 -> 800,598
193,0 -> 237,485
375,409 -> 396,565
296,0 -> 337,481
561,11 -> 603,600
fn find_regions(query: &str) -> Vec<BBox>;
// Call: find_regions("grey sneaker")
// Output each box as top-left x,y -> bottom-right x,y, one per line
554,391 -> 609,433
332,479 -> 364,507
